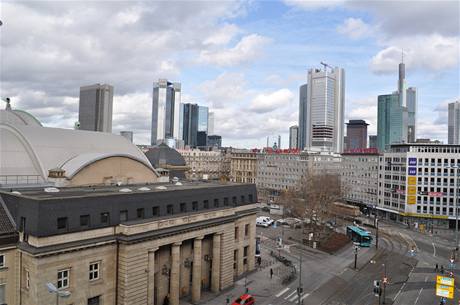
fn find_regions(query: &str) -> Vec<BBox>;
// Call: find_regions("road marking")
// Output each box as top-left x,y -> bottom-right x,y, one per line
300,293 -> 310,301
414,288 -> 423,305
424,276 -> 428,282
288,294 -> 298,302
284,291 -> 297,299
432,242 -> 436,257
276,287 -> 290,297
393,282 -> 406,301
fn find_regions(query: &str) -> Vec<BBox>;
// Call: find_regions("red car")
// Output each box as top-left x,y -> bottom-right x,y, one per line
232,294 -> 255,305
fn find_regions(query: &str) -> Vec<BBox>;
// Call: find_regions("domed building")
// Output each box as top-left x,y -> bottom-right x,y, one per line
0,103 -> 159,187
144,143 -> 189,180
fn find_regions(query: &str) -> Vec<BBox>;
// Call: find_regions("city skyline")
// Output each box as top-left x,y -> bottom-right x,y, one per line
0,1 -> 458,148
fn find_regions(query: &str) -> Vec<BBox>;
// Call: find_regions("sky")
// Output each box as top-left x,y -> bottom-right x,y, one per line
0,0 -> 459,148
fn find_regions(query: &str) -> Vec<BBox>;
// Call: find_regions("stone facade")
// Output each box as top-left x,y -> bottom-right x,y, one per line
230,150 -> 257,184
179,149 -> 230,180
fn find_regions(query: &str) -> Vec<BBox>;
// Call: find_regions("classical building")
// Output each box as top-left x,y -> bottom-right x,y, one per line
0,182 -> 257,305
178,149 -> 230,180
230,150 -> 257,184
341,149 -> 379,208
377,143 -> 460,229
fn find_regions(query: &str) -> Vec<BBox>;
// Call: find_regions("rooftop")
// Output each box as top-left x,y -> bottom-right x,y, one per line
1,180 -> 248,200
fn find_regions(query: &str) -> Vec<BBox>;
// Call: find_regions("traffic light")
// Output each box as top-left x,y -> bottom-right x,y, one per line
373,280 -> 381,297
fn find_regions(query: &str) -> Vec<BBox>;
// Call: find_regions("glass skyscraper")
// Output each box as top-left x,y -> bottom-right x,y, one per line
448,101 -> 460,144
151,79 -> 181,146
197,106 -> 209,146
181,103 -> 199,147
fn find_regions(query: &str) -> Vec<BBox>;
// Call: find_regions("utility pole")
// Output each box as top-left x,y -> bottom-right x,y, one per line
382,263 -> 387,304
297,251 -> 303,305
376,217 -> 379,249
354,246 -> 358,269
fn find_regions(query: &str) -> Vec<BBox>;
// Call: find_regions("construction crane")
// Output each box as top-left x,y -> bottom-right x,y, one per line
320,61 -> 333,72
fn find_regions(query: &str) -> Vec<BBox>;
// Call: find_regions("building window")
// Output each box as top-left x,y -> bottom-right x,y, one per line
120,210 -> 128,222
137,208 -> 145,219
214,199 -> 219,208
57,269 -> 70,289
224,197 -> 229,206
203,200 -> 209,209
152,206 -> 159,217
0,254 -> 4,268
232,196 -> 237,205
88,296 -> 101,305
80,215 -> 90,227
248,194 -> 253,202
100,212 -> 110,225
234,227 -> 239,240
57,217 -> 68,230
25,269 -> 30,289
192,201 -> 198,211
180,203 -> 187,213
89,262 -> 100,281
244,246 -> 248,257
167,204 -> 174,215
241,195 -> 245,203
0,284 -> 4,305
244,224 -> 249,237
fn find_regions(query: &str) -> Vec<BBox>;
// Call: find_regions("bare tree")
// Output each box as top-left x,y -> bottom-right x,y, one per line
282,171 -> 342,245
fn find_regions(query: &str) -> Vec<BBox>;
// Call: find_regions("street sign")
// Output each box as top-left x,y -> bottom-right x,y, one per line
436,276 -> 455,299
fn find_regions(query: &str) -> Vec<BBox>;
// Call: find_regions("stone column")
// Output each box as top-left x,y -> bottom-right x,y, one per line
170,242 -> 182,305
211,233 -> 222,293
148,247 -> 158,305
192,236 -> 203,303
247,221 -> 256,271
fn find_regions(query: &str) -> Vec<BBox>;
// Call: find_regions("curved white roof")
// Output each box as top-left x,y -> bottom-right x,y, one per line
0,122 -> 158,181
0,109 -> 42,126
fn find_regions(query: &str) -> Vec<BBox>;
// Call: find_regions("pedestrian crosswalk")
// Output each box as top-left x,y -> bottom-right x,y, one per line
274,287 -> 310,304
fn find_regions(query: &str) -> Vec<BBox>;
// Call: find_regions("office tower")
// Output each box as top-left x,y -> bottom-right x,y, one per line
289,125 -> 299,149
298,83 -> 308,150
208,135 -> 222,148
182,103 -> 199,147
120,131 -> 133,143
151,79 -> 181,146
406,87 -> 417,143
448,101 -> 460,144
208,112 -> 215,135
299,64 -> 345,153
197,106 -> 209,146
278,135 -> 281,149
78,84 -> 113,132
346,120 -> 368,150
343,136 -> 348,151
369,135 -> 378,149
377,93 -> 405,151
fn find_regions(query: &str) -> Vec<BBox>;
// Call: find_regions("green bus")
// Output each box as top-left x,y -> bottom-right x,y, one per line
346,225 -> 373,247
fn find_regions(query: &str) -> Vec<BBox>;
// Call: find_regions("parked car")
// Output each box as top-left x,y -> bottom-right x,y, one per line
256,216 -> 274,227
276,218 -> 302,228
232,294 -> 255,305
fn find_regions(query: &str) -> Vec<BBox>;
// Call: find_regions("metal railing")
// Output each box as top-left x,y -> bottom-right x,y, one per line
0,175 -> 44,185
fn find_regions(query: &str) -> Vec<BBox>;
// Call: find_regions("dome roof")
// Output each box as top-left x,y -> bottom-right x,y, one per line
144,143 -> 187,179
0,108 -> 42,126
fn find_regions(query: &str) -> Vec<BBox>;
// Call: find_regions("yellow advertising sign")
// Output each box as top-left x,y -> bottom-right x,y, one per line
436,284 -> 454,299
437,276 -> 455,286
408,186 -> 417,195
407,196 -> 416,205
408,176 -> 417,185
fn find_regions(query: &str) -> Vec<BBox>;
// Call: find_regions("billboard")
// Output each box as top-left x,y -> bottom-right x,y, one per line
407,196 -> 416,205
408,167 -> 417,175
408,186 -> 417,195
408,157 -> 417,166
408,177 -> 417,185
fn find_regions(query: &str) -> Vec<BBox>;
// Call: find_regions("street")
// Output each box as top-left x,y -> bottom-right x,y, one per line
187,217 -> 460,305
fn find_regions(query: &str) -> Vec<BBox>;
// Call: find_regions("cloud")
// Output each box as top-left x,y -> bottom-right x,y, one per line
337,18 -> 373,40
199,34 -> 271,67
249,89 -> 294,113
346,97 -> 377,134
283,0 -> 345,10
203,23 -> 240,46
198,72 -> 250,109
370,35 -> 460,74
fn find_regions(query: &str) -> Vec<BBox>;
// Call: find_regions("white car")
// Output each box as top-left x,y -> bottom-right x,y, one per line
256,216 -> 274,227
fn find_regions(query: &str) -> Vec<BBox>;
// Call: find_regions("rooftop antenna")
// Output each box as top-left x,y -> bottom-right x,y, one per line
320,61 -> 333,72
2,97 -> 11,110
401,49 -> 404,63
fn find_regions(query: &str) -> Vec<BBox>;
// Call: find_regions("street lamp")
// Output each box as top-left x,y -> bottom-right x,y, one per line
382,263 -> 387,304
354,245 -> 359,269
46,283 -> 71,305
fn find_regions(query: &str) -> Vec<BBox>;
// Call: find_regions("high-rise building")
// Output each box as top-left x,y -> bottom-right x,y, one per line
197,106 -> 209,146
78,84 -> 113,132
208,135 -> 222,148
181,103 -> 199,147
346,120 -> 368,150
448,101 -> 460,144
377,60 -> 417,151
151,79 -> 181,146
299,64 -> 345,153
377,93 -> 405,151
369,135 -> 378,149
208,112 -> 215,135
298,84 -> 308,150
289,125 -> 299,149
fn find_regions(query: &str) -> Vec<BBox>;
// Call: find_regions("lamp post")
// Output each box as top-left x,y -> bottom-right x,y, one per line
382,263 -> 387,304
354,245 -> 359,269
46,283 -> 71,305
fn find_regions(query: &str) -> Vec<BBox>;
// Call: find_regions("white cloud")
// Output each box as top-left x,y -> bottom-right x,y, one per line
337,18 -> 373,40
346,97 -> 377,134
249,89 -> 294,113
283,0 -> 345,10
203,24 -> 240,46
199,72 -> 250,109
199,34 -> 271,67
370,34 -> 460,74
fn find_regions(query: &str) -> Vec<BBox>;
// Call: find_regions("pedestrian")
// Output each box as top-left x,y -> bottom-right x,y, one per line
270,268 -> 273,279
441,265 -> 444,274
435,263 -> 438,272
257,256 -> 262,266
163,294 -> 170,305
